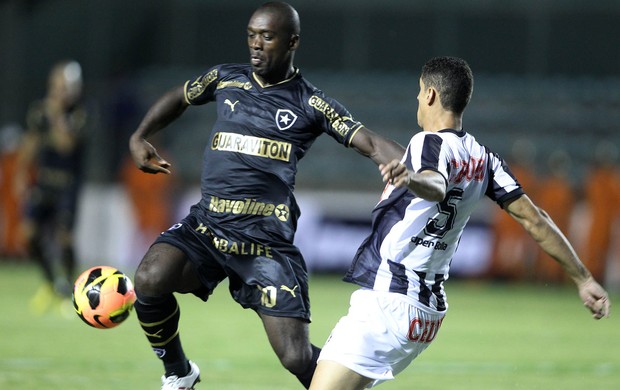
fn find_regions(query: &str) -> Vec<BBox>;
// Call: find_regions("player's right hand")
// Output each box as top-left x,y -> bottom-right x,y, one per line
129,137 -> 171,175
578,276 -> 611,320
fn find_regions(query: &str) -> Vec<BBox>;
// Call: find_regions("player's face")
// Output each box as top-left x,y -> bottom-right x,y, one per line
416,78 -> 425,128
247,10 -> 298,84
49,63 -> 83,107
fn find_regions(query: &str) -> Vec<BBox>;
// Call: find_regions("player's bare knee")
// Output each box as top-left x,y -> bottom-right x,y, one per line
134,257 -> 169,295
134,244 -> 188,296
134,263 -> 159,296
276,346 -> 313,374
279,353 -> 305,374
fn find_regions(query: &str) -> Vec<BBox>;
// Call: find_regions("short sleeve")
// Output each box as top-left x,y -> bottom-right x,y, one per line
307,92 -> 363,147
485,151 -> 524,207
184,66 -> 220,106
404,132 -> 449,182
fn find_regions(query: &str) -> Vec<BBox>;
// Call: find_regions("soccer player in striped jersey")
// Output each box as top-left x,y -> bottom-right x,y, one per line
127,2 -> 405,389
310,56 -> 611,390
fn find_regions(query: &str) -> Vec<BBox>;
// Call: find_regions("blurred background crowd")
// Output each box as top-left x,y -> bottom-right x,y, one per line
1,0 -> 619,294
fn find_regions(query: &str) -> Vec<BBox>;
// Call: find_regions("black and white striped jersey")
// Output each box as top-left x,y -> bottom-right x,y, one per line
344,129 -> 524,313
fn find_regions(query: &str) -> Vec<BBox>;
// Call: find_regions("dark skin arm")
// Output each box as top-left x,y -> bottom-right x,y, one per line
130,93 -> 405,175
129,86 -> 188,174
349,126 -> 406,167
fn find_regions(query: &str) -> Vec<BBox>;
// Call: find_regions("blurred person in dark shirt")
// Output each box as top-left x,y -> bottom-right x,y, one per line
14,60 -> 87,314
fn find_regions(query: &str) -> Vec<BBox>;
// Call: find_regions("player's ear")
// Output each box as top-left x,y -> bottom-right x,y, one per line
289,34 -> 300,50
426,87 -> 437,105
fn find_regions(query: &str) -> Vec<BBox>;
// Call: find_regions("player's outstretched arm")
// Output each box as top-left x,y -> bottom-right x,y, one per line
349,126 -> 405,166
129,86 -> 188,175
505,195 -> 611,319
13,130 -> 40,198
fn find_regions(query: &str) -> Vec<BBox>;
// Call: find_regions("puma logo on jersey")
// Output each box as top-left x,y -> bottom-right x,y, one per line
225,99 -> 239,112
280,284 -> 298,297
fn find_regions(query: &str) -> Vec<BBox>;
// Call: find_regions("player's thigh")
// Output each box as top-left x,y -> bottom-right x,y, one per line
310,360 -> 372,390
134,242 -> 201,295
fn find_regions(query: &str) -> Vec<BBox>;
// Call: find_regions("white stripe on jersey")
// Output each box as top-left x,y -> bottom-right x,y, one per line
345,129 -> 523,313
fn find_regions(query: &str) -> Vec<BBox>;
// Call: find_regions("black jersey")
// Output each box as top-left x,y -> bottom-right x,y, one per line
25,100 -> 86,194
23,100 -> 87,228
184,64 -> 363,244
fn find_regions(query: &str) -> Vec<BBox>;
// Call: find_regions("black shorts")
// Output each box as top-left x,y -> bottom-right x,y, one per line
24,184 -> 78,230
155,206 -> 311,321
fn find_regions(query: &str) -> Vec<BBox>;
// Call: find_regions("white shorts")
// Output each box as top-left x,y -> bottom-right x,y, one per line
318,289 -> 446,388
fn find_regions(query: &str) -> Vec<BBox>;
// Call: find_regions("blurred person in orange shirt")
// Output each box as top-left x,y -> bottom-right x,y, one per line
533,150 -> 576,283
581,141 -> 620,284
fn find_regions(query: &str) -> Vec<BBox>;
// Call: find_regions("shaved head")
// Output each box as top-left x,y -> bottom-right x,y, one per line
247,1 -> 301,84
255,2 -> 300,35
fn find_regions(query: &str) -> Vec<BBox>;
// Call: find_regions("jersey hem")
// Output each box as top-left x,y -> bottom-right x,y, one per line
357,288 -> 448,316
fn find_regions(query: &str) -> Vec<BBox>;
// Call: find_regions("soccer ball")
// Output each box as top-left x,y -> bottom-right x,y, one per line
72,266 -> 137,329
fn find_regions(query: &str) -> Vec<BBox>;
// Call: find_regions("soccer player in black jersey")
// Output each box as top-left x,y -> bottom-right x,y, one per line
14,60 -> 86,315
128,2 -> 405,389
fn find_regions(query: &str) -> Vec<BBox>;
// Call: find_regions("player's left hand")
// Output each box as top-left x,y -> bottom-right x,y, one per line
379,160 -> 409,187
578,276 -> 611,319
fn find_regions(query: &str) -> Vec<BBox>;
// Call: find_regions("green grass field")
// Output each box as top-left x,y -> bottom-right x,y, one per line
1,262 -> 618,389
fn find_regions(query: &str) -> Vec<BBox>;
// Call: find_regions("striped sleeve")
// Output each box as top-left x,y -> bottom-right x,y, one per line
407,132 -> 449,181
485,149 -> 524,207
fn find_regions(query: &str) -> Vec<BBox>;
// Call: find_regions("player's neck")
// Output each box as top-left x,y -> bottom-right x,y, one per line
253,67 -> 297,88
423,112 -> 462,132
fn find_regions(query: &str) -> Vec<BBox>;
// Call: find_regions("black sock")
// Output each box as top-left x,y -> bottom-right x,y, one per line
29,238 -> 54,284
61,246 -> 76,282
134,292 -> 190,376
294,344 -> 321,389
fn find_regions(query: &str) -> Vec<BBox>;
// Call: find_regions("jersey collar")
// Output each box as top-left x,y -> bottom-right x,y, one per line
438,128 -> 466,137
251,68 -> 300,89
